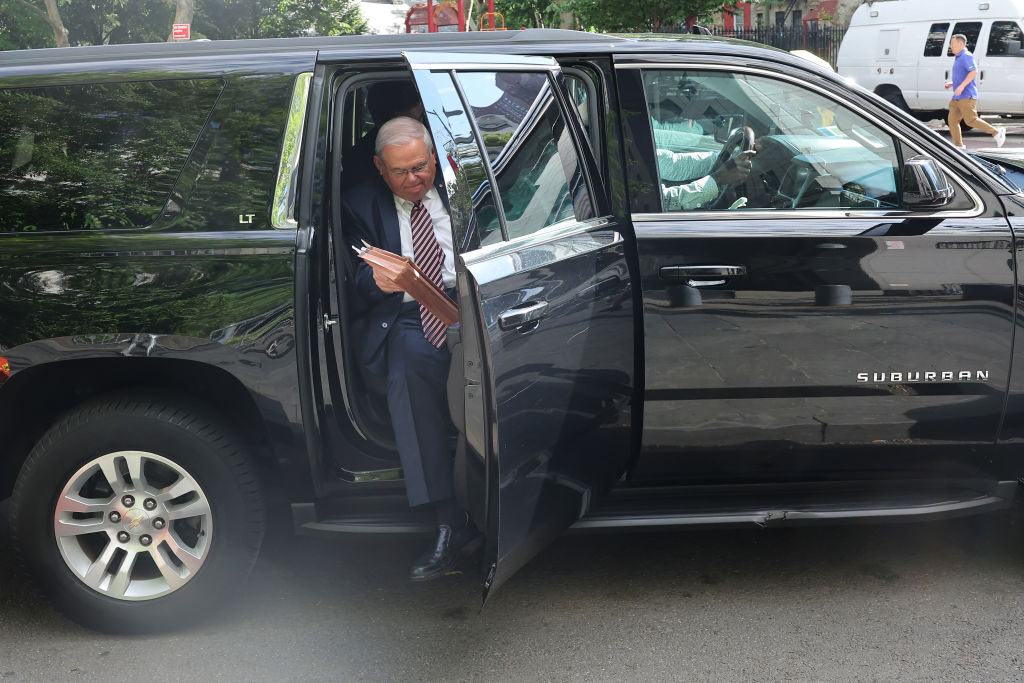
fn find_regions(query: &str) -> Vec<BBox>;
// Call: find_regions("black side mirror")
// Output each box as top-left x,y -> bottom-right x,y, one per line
689,24 -> 712,35
903,155 -> 954,209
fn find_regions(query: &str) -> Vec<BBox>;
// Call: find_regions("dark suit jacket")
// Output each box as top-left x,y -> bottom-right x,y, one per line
339,174 -> 450,376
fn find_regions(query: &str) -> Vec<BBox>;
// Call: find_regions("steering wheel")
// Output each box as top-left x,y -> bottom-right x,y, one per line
709,125 -> 755,176
706,125 -> 755,209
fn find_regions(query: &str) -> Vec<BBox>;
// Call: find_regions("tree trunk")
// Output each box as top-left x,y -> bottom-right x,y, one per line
168,0 -> 195,41
42,0 -> 69,46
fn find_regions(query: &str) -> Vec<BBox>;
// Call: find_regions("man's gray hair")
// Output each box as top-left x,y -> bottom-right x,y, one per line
375,116 -> 433,156
952,33 -> 968,44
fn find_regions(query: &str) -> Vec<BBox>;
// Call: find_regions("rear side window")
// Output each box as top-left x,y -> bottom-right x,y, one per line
0,79 -> 222,233
923,23 -> 950,56
947,22 -> 982,55
986,21 -> 1024,56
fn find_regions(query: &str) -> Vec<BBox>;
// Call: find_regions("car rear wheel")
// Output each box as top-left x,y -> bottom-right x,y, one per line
10,394 -> 264,633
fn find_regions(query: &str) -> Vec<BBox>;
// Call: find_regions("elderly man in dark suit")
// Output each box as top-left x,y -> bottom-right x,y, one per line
339,116 -> 471,581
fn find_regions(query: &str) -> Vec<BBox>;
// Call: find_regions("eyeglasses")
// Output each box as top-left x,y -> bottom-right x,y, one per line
386,160 -> 431,178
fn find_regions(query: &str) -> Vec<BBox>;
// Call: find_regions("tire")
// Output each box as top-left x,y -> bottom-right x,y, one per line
878,88 -> 910,114
9,394 -> 265,633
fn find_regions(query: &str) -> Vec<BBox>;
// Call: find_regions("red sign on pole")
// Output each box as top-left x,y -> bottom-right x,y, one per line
172,23 -> 190,40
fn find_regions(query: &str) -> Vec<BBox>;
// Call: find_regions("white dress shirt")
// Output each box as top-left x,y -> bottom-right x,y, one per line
657,148 -> 719,211
392,187 -> 456,303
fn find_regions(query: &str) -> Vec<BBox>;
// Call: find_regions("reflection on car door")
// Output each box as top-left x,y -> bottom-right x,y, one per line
615,57 -> 1014,485
405,52 -> 636,596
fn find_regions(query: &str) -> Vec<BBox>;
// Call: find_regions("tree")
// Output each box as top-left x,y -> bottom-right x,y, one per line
196,0 -> 367,40
493,0 -> 563,29
6,0 -> 69,46
564,0 -> 724,32
0,0 -> 368,51
167,0 -> 193,41
0,0 -> 56,49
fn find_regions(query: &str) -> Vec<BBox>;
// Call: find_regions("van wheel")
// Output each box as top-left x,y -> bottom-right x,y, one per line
9,395 -> 264,633
878,88 -> 910,114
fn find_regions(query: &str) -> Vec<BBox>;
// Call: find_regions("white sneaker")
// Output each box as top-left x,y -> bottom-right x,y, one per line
956,145 -> 967,151
994,127 -> 1007,148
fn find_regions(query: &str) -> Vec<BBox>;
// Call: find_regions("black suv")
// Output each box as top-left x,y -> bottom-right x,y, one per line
2,29 -> 1023,632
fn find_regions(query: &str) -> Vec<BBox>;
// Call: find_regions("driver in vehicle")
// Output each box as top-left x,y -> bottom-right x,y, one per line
658,146 -> 755,211
651,116 -> 756,210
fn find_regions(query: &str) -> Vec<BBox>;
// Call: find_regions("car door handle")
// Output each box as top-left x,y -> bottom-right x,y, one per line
660,265 -> 747,280
498,301 -> 548,331
660,265 -> 746,288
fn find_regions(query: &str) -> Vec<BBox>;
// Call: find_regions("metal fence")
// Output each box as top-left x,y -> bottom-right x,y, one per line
713,26 -> 847,69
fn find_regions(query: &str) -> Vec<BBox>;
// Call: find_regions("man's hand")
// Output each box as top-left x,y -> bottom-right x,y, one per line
944,81 -> 953,90
954,85 -> 965,96
711,150 -> 756,186
370,263 -> 404,293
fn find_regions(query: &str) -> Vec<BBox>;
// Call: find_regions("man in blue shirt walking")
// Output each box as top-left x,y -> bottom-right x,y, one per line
945,33 -> 1007,149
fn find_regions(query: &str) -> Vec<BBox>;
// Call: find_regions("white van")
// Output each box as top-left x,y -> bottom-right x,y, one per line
837,0 -> 1024,120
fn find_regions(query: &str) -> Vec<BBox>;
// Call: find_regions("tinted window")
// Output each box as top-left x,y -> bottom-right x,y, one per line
641,70 -> 902,212
418,70 -> 504,250
987,21 -> 1024,56
924,22 -> 950,57
947,22 -> 982,55
458,71 -> 594,240
0,79 -> 221,233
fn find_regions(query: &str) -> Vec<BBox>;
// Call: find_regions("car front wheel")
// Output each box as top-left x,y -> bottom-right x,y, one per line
10,394 -> 264,633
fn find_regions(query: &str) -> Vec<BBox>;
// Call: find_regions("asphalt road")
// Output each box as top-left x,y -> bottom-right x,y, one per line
3,499 -> 1024,681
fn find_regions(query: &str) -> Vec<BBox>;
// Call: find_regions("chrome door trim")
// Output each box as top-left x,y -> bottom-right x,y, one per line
403,51 -> 558,72
461,218 -> 620,267
271,72 -> 312,230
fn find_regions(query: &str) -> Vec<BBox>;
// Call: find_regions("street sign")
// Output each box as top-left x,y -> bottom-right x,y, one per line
172,23 -> 190,40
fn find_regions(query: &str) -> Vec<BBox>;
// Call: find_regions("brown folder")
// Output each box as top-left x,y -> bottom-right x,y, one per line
355,245 -> 459,327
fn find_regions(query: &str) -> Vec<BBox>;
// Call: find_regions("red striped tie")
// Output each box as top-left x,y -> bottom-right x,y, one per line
410,200 -> 447,349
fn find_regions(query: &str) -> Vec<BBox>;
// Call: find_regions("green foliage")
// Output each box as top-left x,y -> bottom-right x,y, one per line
499,0 -> 561,29
0,79 -> 222,232
0,0 -> 368,50
564,0 -> 724,32
0,0 -> 57,49
196,0 -> 367,40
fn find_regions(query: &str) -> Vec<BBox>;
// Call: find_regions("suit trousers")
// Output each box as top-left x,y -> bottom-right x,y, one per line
385,301 -> 454,508
948,97 -> 997,147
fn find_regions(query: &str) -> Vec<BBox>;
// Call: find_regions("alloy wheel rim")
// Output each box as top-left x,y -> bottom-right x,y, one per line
53,450 -> 213,601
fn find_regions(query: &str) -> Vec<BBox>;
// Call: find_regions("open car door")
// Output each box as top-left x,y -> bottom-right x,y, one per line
404,52 -> 637,597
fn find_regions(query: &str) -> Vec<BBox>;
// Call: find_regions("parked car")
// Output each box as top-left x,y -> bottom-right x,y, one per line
837,0 -> 1024,120
2,29 -> 1023,633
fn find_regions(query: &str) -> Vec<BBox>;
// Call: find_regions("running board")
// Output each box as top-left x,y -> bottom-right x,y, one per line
572,480 -> 1018,531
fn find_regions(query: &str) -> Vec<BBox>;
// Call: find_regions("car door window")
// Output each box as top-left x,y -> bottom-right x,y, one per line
640,69 -> 902,212
986,21 -> 1024,56
456,71 -> 594,240
418,70 -> 505,250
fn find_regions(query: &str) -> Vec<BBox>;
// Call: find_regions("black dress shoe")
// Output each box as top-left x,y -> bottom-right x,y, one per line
409,522 -> 474,582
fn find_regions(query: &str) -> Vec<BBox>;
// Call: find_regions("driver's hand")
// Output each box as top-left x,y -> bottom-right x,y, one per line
711,150 -> 756,186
